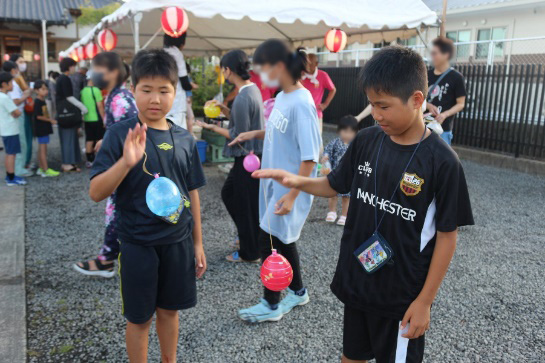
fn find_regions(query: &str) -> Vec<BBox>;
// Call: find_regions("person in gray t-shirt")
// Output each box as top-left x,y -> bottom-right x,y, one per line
198,49 -> 264,263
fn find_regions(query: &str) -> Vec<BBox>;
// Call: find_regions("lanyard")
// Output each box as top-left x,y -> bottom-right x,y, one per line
140,121 -> 176,178
374,127 -> 427,233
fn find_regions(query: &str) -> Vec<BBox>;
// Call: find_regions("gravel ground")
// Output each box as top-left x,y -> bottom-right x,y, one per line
24,130 -> 545,362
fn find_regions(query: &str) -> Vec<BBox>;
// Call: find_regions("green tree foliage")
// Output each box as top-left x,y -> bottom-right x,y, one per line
189,61 -> 233,117
78,3 -> 121,26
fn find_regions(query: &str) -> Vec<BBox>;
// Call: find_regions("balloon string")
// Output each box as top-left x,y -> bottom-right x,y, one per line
261,180 -> 274,251
142,150 -> 154,177
235,142 -> 250,154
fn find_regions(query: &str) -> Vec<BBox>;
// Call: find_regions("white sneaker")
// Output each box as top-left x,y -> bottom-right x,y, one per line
18,168 -> 33,177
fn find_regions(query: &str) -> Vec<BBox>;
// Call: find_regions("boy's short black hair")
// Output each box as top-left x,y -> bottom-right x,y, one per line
432,37 -> 455,59
34,79 -> 47,90
163,33 -> 187,48
131,49 -> 178,88
360,45 -> 427,103
2,61 -> 17,73
0,71 -> 14,88
59,57 -> 77,72
338,115 -> 358,132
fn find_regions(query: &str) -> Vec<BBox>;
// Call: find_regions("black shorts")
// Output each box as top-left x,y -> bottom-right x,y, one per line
118,238 -> 196,324
343,304 -> 425,363
84,121 -> 105,142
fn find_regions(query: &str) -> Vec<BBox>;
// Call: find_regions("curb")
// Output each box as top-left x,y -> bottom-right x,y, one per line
0,150 -> 27,363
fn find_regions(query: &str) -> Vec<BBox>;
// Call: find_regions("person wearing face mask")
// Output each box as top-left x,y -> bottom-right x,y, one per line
2,60 -> 33,177
73,51 -> 138,278
10,54 -> 35,169
163,33 -> 193,131
229,39 -> 321,323
197,49 -> 264,263
56,57 -> 88,172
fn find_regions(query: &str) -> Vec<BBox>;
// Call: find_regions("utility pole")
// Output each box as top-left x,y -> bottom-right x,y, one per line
440,0 -> 448,37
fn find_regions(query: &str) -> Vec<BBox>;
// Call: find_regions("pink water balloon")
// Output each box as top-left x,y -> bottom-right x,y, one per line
243,151 -> 260,173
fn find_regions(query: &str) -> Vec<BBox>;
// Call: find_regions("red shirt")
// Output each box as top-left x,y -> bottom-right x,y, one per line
301,69 -> 335,118
249,70 -> 276,101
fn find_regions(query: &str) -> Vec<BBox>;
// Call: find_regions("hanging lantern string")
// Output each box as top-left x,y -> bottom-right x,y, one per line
262,178 -> 274,251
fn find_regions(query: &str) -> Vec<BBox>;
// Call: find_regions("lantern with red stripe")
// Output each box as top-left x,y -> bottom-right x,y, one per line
85,42 -> 100,59
324,28 -> 347,53
98,29 -> 118,51
161,6 -> 189,38
260,250 -> 293,291
33,53 -> 41,61
76,46 -> 86,61
69,51 -> 79,62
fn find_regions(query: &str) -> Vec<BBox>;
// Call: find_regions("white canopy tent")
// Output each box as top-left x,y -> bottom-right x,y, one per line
60,0 -> 438,59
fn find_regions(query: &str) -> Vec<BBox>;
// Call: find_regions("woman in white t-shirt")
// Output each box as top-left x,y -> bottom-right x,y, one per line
163,33 -> 193,133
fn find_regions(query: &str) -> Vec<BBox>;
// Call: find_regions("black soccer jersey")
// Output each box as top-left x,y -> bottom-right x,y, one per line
327,125 -> 474,320
427,68 -> 467,132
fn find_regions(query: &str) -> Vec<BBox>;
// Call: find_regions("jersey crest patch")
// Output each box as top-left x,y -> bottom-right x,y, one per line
157,143 -> 173,151
400,173 -> 424,196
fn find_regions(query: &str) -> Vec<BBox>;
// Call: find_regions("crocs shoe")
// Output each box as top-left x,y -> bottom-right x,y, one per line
225,251 -> 260,263
280,288 -> 310,314
326,211 -> 337,223
238,298 -> 283,323
337,216 -> 347,226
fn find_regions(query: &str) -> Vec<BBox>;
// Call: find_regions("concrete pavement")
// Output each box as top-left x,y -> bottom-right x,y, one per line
0,148 -> 26,363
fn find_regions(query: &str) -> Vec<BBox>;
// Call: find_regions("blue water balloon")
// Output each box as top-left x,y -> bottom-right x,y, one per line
146,175 -> 182,217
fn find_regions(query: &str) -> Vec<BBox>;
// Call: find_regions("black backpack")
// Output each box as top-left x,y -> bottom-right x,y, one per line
56,99 -> 82,128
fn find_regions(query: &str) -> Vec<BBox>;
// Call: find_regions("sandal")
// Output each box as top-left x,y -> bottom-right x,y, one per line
229,236 -> 240,250
337,216 -> 347,226
326,211 -> 337,223
63,165 -> 81,173
73,258 -> 115,278
226,251 -> 260,264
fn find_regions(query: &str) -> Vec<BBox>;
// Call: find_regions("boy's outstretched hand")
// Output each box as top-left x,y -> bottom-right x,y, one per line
252,169 -> 302,189
400,298 -> 431,339
123,123 -> 147,169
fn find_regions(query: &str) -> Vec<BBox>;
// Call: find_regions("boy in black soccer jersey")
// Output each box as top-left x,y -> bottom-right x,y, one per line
254,46 -> 474,363
89,49 -> 206,362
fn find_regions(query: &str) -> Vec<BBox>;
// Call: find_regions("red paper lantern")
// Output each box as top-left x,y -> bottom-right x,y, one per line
33,53 -> 41,61
85,42 -> 100,59
98,29 -> 118,51
324,28 -> 347,53
261,249 -> 293,292
161,6 -> 189,38
69,51 -> 79,62
3,54 -> 9,61
76,46 -> 86,61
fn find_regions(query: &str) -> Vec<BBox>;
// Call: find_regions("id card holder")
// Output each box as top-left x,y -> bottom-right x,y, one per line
353,232 -> 394,274
158,198 -> 190,225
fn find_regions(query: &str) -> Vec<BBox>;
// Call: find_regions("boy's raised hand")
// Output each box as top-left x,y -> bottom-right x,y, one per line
122,123 -> 147,169
252,169 -> 301,189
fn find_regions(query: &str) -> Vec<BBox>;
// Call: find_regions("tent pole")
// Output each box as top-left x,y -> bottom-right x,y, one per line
440,0 -> 448,37
142,27 -> 163,50
134,12 -> 143,53
41,19 -> 48,77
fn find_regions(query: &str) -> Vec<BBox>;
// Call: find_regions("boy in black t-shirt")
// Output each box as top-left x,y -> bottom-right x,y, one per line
254,46 -> 474,362
33,80 -> 60,177
426,37 -> 467,145
90,49 -> 206,362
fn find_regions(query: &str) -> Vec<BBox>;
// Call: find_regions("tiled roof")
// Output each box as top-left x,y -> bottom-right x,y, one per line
0,0 -> 116,25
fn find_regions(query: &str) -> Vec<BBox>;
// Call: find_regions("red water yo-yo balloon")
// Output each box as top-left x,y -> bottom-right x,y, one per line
261,249 -> 293,291
243,151 -> 261,173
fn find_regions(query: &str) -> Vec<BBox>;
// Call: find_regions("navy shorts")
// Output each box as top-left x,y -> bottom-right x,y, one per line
343,304 -> 425,363
37,135 -> 50,144
118,238 -> 196,324
2,135 -> 21,155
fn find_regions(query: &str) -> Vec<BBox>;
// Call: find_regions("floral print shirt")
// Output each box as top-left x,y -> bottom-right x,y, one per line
104,87 -> 138,129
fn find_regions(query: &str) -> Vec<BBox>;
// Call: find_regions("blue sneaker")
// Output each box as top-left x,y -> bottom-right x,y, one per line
5,176 -> 27,186
238,298 -> 283,323
280,288 -> 310,314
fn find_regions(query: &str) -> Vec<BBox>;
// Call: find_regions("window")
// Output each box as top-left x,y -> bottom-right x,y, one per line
47,42 -> 56,62
398,36 -> 417,47
476,27 -> 507,59
373,41 -> 391,55
446,30 -> 471,58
